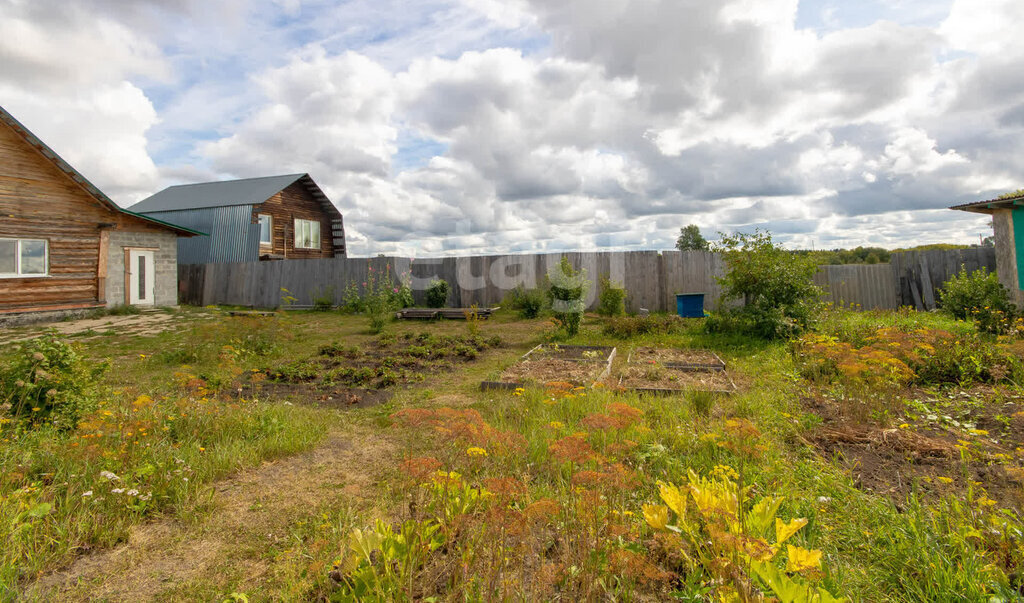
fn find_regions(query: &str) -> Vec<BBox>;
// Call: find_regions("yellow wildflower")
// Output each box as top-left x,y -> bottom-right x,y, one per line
643,504 -> 669,531
786,545 -> 823,573
466,447 -> 488,457
776,517 -> 808,544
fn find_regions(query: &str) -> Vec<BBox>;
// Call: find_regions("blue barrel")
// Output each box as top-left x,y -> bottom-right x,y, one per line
676,293 -> 705,318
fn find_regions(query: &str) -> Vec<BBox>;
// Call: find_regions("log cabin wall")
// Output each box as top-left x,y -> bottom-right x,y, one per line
252,181 -> 336,259
0,117 -> 169,312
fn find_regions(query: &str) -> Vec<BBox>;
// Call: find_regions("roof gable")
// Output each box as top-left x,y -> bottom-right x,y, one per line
0,104 -> 202,237
130,174 -> 308,212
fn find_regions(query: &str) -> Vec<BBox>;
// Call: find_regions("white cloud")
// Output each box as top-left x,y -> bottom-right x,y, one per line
3,0 -> 1021,253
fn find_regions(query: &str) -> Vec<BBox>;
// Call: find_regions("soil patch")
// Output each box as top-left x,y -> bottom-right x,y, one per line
628,347 -> 725,369
244,382 -> 392,409
0,310 -> 210,345
257,331 -> 501,392
803,391 -> 1024,510
525,344 -> 616,362
499,358 -> 609,386
618,365 -> 735,392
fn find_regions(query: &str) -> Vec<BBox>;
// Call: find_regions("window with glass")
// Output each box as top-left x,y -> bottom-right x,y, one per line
0,238 -> 48,277
294,219 -> 321,249
258,214 -> 272,245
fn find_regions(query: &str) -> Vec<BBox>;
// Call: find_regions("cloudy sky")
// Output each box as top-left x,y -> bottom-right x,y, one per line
2,0 -> 1020,255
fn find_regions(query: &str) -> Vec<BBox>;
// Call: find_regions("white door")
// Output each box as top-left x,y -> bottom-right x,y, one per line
128,249 -> 155,305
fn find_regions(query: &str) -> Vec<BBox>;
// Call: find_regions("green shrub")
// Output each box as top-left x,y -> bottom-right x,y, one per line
504,285 -> 547,319
341,283 -> 365,314
0,336 -> 107,430
311,286 -> 335,311
365,264 -> 401,334
710,230 -> 821,339
939,266 -> 1017,334
425,279 -> 450,308
547,258 -> 589,337
596,277 -> 627,316
602,314 -> 682,338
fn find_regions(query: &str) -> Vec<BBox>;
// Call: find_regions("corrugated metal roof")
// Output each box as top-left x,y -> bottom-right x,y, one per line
0,104 -> 204,237
130,174 -> 307,212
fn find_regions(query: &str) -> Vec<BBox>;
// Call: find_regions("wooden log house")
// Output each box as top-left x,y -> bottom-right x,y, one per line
129,174 -> 346,264
0,105 -> 202,323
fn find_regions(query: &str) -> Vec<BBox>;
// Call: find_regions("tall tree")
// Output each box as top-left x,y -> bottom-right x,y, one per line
676,224 -> 709,251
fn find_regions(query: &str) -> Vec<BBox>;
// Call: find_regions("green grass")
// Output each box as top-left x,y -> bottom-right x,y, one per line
3,307 -> 1023,600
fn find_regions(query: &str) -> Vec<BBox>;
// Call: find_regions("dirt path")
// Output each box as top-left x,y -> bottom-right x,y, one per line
25,422 -> 398,601
0,309 -> 215,346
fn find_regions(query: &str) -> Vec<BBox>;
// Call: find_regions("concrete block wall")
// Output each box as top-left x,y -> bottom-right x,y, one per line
992,209 -> 1024,308
105,230 -> 180,307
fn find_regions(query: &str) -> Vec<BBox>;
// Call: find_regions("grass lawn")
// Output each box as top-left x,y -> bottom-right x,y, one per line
2,306 -> 1024,601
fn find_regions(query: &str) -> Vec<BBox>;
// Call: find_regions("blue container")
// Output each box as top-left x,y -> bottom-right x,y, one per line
676,293 -> 705,318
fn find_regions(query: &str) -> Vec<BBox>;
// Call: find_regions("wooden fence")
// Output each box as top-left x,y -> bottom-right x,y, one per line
177,247 -> 996,312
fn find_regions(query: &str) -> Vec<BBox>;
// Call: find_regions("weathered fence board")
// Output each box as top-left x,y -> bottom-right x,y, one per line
177,248 -> 997,313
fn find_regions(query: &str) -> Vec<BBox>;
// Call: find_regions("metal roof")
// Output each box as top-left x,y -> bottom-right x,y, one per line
950,192 -> 1024,214
0,104 -> 204,237
130,174 -> 309,212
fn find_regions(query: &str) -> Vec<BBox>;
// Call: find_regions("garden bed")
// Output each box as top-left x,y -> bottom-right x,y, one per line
617,364 -> 736,395
522,343 -> 616,363
627,347 -> 725,370
481,344 -> 616,390
255,332 -> 501,397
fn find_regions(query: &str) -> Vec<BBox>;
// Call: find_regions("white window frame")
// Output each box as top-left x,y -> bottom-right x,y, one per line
293,219 -> 321,249
258,214 -> 273,246
0,238 -> 49,278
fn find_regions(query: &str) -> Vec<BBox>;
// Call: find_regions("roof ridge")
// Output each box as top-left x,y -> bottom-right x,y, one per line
163,173 -> 307,190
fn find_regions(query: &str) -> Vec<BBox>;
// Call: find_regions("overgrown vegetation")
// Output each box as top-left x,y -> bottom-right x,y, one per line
425,279 -> 450,308
0,336 -> 107,431
547,257 -> 589,337
311,286 -> 335,311
596,276 -> 627,317
8,295 -> 1024,601
939,266 -> 1020,335
707,230 -> 822,339
504,284 -> 547,319
0,315 -> 326,595
602,314 -> 683,338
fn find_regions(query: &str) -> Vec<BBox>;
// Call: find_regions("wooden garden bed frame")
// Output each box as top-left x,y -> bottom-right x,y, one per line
481,344 -> 617,391
626,347 -> 726,371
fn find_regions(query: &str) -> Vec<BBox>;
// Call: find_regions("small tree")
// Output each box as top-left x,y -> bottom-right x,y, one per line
939,266 -> 1017,334
709,230 -> 821,339
548,257 -> 589,337
596,277 -> 627,317
425,279 -> 450,308
676,224 -> 709,251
